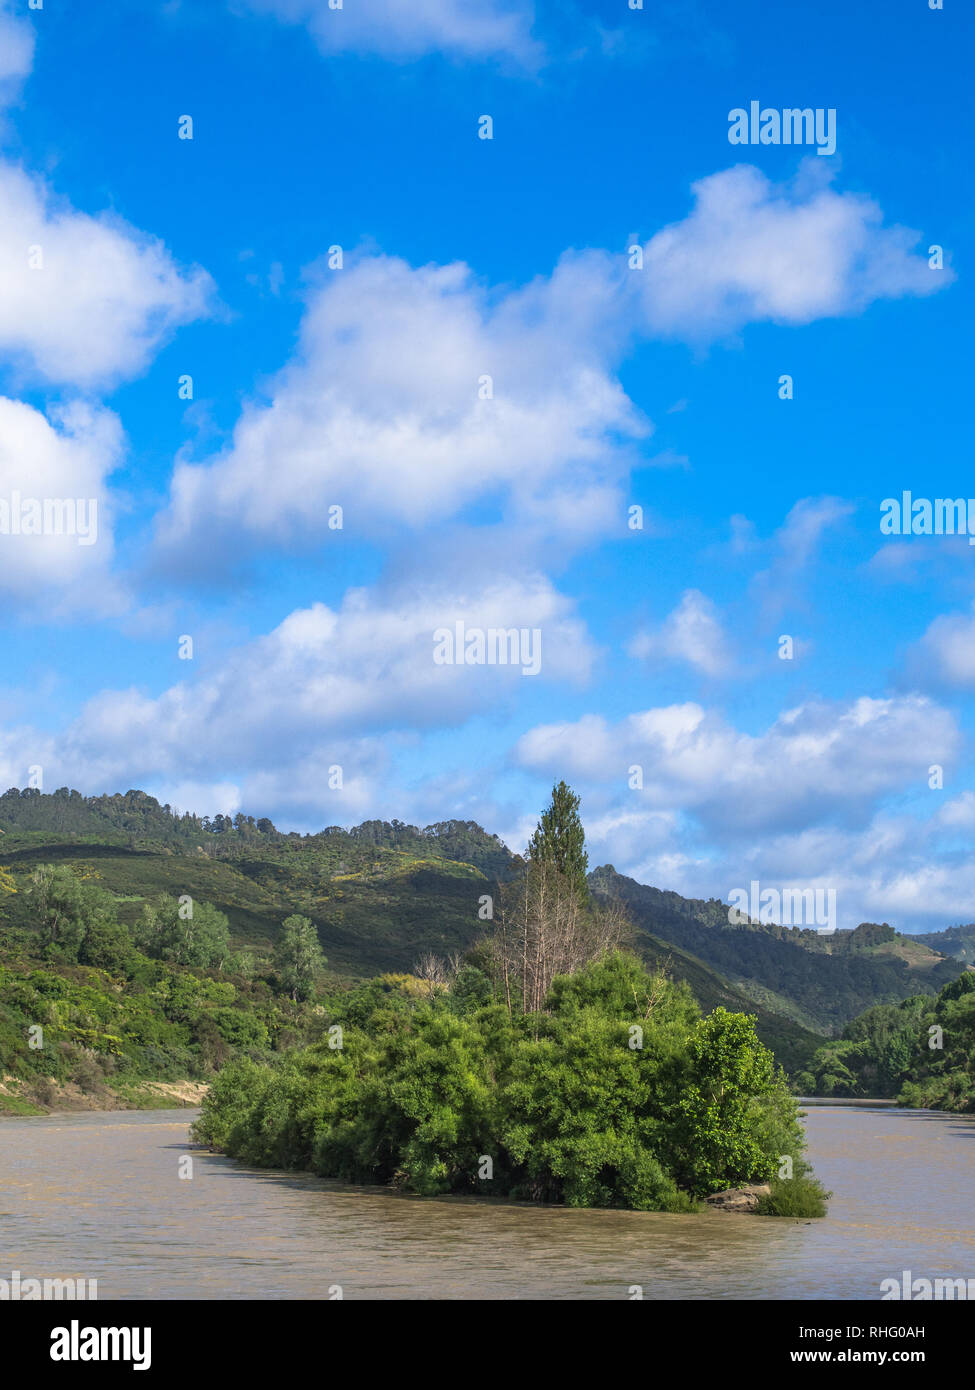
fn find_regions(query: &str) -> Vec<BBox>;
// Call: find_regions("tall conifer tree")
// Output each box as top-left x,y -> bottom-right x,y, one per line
527,780 -> 589,903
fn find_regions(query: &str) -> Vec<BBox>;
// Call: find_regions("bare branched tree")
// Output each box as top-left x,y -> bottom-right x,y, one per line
412,951 -> 450,986
491,863 -> 633,1017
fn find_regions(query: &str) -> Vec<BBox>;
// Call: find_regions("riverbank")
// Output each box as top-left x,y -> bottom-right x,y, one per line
797,1096 -> 900,1108
0,1075 -> 208,1116
0,1080 -> 918,1120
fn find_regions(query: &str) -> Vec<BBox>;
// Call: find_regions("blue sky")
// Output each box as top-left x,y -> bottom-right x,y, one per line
1,0 -> 973,931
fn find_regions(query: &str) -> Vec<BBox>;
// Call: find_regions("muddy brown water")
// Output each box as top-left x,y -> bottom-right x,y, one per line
1,1105 -> 972,1298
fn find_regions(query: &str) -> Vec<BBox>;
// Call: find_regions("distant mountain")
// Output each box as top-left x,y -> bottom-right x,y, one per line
2,786 -> 966,1064
590,866 -> 964,1034
914,923 -> 975,965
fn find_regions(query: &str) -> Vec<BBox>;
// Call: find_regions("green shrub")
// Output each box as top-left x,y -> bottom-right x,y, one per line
193,952 -> 828,1214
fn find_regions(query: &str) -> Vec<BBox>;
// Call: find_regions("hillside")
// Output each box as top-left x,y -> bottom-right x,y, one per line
0,786 -> 825,1075
2,785 -> 964,1077
589,866 -> 964,1034
915,923 -> 975,964
796,971 -> 975,1112
0,788 -> 512,975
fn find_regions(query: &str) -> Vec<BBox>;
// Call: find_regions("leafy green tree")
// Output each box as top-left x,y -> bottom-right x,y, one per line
671,1007 -> 780,1195
527,781 -> 589,903
224,950 -> 256,978
450,965 -> 493,1013
26,864 -> 115,962
78,917 -> 135,975
274,914 -> 325,1001
138,894 -> 230,969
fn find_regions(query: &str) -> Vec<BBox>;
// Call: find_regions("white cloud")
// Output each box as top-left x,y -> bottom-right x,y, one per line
0,574 -> 595,818
155,250 -> 645,560
515,694 -> 959,836
934,792 -> 975,832
151,164 -> 946,569
235,0 -> 541,65
0,2 -> 34,99
747,495 -> 854,617
0,163 -> 213,388
595,810 -> 975,934
629,589 -> 731,676
633,163 -> 949,340
0,395 -> 125,609
511,699 -> 972,932
907,603 -> 975,690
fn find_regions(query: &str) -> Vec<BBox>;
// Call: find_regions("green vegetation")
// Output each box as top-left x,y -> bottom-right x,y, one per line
756,1167 -> 830,1218
0,788 -> 515,977
0,786 -> 826,1072
1,781 -> 965,1144
592,868 -> 964,1033
191,787 -> 827,1215
796,972 -> 975,1113
0,858 -> 335,1112
527,778 -> 589,904
273,914 -> 326,1001
193,951 -> 828,1214
915,923 -> 975,966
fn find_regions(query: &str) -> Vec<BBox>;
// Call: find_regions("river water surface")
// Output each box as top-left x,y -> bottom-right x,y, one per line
1,1104 -> 972,1299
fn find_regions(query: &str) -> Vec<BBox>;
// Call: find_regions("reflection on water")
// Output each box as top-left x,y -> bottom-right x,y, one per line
0,1105 -> 972,1299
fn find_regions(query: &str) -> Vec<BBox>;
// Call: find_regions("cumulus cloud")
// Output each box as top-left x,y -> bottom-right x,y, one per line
628,589 -> 732,676
0,395 -> 125,609
906,603 -> 975,690
151,165 -> 945,570
0,574 -> 595,819
513,695 -> 969,931
587,808 -> 975,934
515,694 -> 959,836
0,163 -> 213,388
632,163 -> 949,341
235,0 -> 541,66
0,1 -> 34,103
154,250 -> 645,562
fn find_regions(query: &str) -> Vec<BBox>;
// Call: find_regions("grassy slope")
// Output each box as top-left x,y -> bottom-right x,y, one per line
592,867 -> 964,1034
0,835 -> 491,974
0,830 -> 824,1075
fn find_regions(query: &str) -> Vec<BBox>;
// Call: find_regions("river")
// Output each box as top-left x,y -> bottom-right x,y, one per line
1,1104 -> 972,1299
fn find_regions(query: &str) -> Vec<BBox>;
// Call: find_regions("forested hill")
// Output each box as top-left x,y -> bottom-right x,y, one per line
589,866 -> 964,1033
0,787 -> 514,877
798,972 -> 975,1113
914,923 -> 975,964
0,787 -> 965,1041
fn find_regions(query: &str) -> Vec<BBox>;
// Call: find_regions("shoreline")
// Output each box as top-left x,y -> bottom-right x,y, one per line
0,1079 -> 208,1118
796,1096 -> 902,1108
3,1095 -> 947,1122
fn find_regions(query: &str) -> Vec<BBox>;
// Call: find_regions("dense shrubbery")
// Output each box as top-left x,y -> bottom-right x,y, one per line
796,972 -> 975,1112
0,863 -> 332,1108
0,950 -> 328,1101
192,952 -> 828,1214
